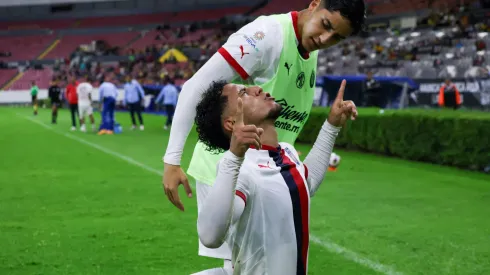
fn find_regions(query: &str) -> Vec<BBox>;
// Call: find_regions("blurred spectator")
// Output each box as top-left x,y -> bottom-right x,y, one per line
155,77 -> 178,130
364,71 -> 383,107
438,78 -> 462,109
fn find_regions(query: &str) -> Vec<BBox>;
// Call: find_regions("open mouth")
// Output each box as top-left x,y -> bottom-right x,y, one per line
265,93 -> 275,101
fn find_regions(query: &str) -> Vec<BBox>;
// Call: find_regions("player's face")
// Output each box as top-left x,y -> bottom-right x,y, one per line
222,84 -> 281,127
302,1 -> 353,52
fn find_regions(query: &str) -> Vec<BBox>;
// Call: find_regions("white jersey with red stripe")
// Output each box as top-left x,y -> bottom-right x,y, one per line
230,142 -> 310,275
217,13 -> 285,83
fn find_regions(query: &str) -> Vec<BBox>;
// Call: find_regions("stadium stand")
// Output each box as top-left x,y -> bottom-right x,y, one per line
8,69 -> 54,90
0,69 -> 18,89
0,0 -> 488,99
44,31 -> 140,59
0,34 -> 57,62
0,19 -> 77,31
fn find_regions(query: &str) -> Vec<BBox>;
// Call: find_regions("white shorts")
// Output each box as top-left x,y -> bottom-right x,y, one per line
196,181 -> 232,260
78,103 -> 93,117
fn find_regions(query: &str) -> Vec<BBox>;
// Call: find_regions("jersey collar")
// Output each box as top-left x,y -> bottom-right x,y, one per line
250,144 -> 281,152
291,11 -> 310,59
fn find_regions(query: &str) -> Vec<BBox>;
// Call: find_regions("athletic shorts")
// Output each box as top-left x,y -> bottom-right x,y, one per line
31,95 -> 37,102
78,104 -> 93,117
196,181 -> 232,260
51,99 -> 61,106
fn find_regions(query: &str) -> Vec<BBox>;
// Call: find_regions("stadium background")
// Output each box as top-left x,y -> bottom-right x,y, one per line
1,0 -> 490,274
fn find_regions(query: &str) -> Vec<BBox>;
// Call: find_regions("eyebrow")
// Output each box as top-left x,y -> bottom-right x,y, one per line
238,87 -> 246,95
325,18 -> 347,40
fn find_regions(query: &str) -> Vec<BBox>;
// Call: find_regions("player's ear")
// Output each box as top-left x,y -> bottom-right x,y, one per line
308,0 -> 323,11
223,116 -> 235,133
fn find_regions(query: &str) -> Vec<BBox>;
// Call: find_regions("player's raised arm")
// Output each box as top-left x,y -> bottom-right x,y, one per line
303,80 -> 358,196
162,16 -> 277,211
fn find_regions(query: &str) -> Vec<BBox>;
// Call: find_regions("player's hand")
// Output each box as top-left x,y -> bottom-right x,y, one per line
230,98 -> 264,158
327,80 -> 358,127
163,163 -> 193,212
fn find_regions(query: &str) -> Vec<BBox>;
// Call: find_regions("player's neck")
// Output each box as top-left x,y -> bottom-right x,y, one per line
296,10 -> 307,49
258,122 -> 279,148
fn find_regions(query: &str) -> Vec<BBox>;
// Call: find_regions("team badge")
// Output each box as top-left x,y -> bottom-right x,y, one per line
310,70 -> 315,88
296,72 -> 305,89
253,31 -> 265,41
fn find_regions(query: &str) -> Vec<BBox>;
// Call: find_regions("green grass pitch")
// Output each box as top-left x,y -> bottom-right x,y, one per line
1,107 -> 489,275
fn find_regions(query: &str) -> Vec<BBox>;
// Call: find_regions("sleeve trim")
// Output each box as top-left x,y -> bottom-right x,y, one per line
236,190 -> 247,206
218,47 -> 249,80
304,164 -> 309,179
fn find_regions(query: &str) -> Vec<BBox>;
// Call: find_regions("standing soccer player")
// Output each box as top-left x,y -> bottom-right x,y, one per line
31,81 -> 39,116
48,78 -> 61,124
123,75 -> 145,131
195,81 -> 356,274
77,76 -> 96,132
65,77 -> 79,131
98,75 -> 118,135
155,77 -> 178,130
162,0 -> 365,271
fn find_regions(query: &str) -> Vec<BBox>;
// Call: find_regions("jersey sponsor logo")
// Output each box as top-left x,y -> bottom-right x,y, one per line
275,99 -> 308,124
296,72 -> 305,89
253,31 -> 265,41
284,148 -> 300,165
242,35 -> 260,52
258,161 -> 272,169
284,62 -> 293,75
309,70 -> 315,88
239,45 -> 250,59
274,98 -> 308,133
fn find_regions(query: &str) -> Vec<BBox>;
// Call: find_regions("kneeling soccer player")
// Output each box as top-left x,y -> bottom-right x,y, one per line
195,80 -> 357,274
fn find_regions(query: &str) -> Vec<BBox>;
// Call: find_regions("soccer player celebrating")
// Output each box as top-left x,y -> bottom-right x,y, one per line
77,76 -> 96,132
196,80 -> 356,274
162,0 -> 365,270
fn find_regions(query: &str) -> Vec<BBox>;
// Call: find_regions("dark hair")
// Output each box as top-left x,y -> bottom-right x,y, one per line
323,0 -> 366,35
195,80 -> 231,154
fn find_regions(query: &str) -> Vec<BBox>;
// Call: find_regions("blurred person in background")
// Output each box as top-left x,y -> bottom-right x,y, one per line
65,77 -> 79,131
30,81 -> 39,116
77,76 -> 96,132
98,74 -> 118,135
155,76 -> 178,130
123,75 -> 145,131
364,71 -> 382,107
161,0 -> 366,273
48,78 -> 61,124
438,78 -> 462,110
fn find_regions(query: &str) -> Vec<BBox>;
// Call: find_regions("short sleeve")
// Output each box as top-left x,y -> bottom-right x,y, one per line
218,16 -> 282,80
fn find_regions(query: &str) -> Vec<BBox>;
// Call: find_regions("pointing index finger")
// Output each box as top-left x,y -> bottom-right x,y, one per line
335,80 -> 346,103
235,97 -> 244,126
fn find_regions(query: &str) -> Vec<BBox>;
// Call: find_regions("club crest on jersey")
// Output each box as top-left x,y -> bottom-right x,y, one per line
296,72 -> 305,89
310,70 -> 316,88
253,31 -> 265,41
285,147 -> 300,165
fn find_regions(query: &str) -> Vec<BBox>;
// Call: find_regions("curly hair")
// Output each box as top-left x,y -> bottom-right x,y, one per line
195,80 -> 231,154
323,0 -> 366,35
